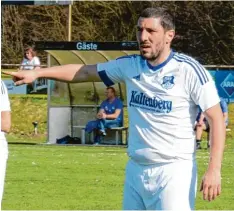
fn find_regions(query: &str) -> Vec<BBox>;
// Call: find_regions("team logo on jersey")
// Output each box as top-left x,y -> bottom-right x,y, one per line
133,75 -> 140,81
161,76 -> 175,89
221,73 -> 234,97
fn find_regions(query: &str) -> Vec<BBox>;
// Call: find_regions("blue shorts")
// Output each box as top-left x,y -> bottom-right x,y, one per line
123,159 -> 197,210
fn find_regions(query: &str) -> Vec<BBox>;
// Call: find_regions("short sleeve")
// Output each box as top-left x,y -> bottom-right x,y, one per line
184,61 -> 220,112
33,57 -> 41,66
115,98 -> 123,109
0,81 -> 11,112
100,100 -> 106,110
97,55 -> 135,86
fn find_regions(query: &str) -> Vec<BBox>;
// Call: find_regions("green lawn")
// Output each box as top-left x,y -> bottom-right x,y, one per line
2,137 -> 234,210
3,95 -> 234,210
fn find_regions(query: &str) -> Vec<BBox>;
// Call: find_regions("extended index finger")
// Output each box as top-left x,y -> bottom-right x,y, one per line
1,71 -> 17,76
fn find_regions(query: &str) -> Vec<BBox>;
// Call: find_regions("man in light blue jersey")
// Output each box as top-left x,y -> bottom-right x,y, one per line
4,7 -> 226,210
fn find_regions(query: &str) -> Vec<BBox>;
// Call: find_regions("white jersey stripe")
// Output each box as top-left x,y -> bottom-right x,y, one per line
173,55 -> 205,84
174,54 -> 209,84
176,54 -> 209,82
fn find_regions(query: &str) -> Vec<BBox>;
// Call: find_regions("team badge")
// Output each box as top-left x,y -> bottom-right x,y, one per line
161,76 -> 175,89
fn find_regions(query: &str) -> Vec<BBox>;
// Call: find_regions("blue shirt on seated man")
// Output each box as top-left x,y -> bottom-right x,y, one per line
85,87 -> 123,144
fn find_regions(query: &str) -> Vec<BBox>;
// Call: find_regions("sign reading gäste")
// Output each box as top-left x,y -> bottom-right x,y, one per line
76,42 -> 98,50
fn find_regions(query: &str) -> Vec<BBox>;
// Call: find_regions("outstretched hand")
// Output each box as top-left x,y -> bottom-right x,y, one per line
2,70 -> 38,86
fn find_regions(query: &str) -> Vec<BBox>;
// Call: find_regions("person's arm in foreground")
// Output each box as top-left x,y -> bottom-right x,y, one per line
185,61 -> 226,202
3,64 -> 100,85
1,111 -> 11,133
1,81 -> 11,133
200,103 -> 226,201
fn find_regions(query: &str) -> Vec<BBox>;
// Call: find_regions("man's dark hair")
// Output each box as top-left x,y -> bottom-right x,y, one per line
140,7 -> 175,31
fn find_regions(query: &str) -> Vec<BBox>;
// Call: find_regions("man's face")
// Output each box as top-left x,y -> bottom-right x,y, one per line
105,89 -> 114,99
136,17 -> 174,61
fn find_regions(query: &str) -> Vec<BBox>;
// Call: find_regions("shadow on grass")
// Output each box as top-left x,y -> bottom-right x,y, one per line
8,142 -> 38,145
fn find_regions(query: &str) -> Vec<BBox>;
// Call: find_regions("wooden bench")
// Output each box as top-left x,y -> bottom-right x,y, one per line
105,126 -> 128,145
72,125 -> 128,145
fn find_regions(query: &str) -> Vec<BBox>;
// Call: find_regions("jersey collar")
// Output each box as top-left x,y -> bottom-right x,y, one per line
146,50 -> 174,71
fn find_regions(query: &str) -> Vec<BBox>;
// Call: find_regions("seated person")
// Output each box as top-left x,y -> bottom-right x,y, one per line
195,98 -> 228,149
85,87 -> 123,145
19,46 -> 41,92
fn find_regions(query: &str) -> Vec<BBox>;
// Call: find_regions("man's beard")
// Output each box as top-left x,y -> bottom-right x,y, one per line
140,50 -> 160,61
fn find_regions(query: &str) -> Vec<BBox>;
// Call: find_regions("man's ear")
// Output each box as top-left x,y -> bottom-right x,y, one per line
166,30 -> 175,44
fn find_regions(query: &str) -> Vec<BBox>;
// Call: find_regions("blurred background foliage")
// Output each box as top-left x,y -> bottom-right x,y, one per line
1,1 -> 234,66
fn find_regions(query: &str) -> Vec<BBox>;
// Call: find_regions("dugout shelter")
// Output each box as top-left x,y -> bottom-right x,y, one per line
36,41 -> 234,145
37,41 -> 139,144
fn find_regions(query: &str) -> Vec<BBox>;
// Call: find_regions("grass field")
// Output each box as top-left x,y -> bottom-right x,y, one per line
2,95 -> 234,210
2,141 -> 234,210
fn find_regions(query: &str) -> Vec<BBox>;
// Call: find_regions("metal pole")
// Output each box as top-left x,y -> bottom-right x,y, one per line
47,53 -> 51,143
68,2 -> 73,41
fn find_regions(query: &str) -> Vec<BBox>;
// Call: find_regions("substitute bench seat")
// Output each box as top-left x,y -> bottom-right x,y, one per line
73,125 -> 128,145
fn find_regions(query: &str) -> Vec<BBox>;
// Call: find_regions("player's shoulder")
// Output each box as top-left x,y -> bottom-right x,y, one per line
173,52 -> 203,67
173,53 -> 205,70
116,54 -> 142,64
113,54 -> 142,74
115,97 -> 123,103
101,98 -> 108,104
173,52 -> 210,84
116,54 -> 140,61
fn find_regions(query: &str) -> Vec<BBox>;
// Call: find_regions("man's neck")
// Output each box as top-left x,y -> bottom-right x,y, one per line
148,48 -> 171,67
108,97 -> 115,102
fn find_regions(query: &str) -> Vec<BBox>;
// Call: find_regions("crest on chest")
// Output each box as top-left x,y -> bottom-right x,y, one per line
161,76 -> 175,90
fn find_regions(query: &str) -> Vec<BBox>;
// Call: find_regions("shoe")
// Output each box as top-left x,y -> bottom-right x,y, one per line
93,142 -> 100,145
100,130 -> 106,136
196,144 -> 202,150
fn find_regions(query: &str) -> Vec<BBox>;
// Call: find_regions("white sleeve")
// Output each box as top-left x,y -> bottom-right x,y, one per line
33,57 -> 41,66
0,81 -> 11,112
184,62 -> 220,112
97,56 -> 134,86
